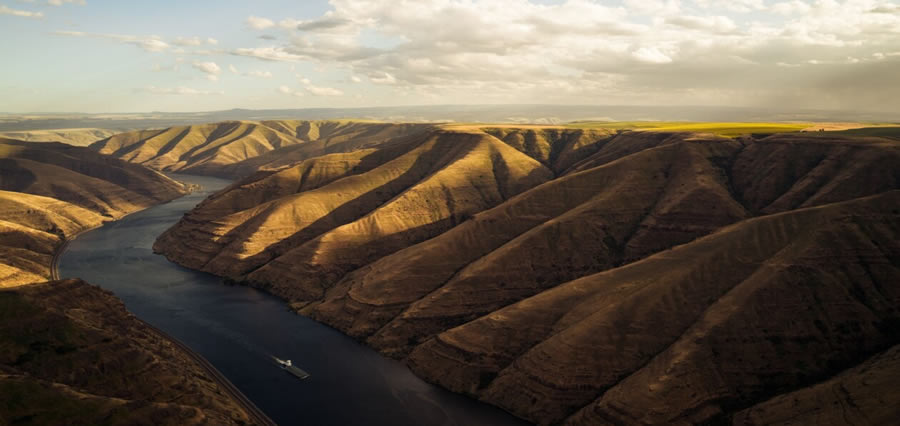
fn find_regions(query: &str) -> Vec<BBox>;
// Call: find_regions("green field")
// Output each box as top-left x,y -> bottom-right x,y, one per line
566,121 -> 811,137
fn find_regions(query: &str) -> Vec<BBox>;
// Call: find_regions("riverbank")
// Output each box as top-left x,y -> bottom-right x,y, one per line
50,183 -> 275,426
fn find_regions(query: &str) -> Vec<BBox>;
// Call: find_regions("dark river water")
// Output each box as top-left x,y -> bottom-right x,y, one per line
58,174 -> 526,426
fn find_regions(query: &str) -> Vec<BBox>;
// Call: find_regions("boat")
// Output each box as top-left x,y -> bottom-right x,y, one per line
272,356 -> 310,380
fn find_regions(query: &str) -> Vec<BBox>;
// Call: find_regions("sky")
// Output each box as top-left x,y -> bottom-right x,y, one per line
1,0 -> 899,113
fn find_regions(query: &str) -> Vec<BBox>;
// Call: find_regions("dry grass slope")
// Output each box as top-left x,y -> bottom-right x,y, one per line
152,125 -> 900,425
92,120 -> 434,177
0,138 -> 188,287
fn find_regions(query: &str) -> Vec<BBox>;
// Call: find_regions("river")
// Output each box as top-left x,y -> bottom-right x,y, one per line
58,174 -> 526,426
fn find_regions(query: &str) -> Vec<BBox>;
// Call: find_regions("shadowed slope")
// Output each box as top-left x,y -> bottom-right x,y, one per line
408,191 -> 900,425
310,138 -> 749,353
0,279 -> 252,424
482,128 -> 615,173
151,127 -> 900,425
154,130 -> 554,302
733,343 -> 900,425
0,139 -> 188,288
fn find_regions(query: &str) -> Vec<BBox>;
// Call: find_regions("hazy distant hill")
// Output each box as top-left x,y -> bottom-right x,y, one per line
152,124 -> 900,425
0,128 -> 118,147
3,105 -> 897,133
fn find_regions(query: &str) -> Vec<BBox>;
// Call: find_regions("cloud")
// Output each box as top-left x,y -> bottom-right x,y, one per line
172,36 -> 219,47
665,15 -> 737,33
278,85 -> 305,97
48,0 -> 86,5
228,64 -> 239,74
0,5 -> 43,18
216,0 -> 900,112
632,47 -> 674,64
296,17 -> 353,32
141,86 -> 224,95
54,30 -> 170,52
258,34 -> 277,40
192,61 -> 222,81
306,85 -> 344,96
232,47 -> 305,62
246,15 -> 274,30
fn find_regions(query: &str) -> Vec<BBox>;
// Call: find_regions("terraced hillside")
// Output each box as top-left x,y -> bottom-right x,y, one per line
0,138 -> 189,287
0,279 -> 252,424
153,126 -> 900,425
91,120 -> 434,177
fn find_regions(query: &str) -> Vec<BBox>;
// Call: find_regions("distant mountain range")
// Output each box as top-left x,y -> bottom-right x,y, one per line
2,104 -> 897,132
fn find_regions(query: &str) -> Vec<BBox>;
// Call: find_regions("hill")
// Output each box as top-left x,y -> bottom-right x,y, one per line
0,128 -> 118,146
0,138 -> 189,287
90,120 -> 434,177
152,125 -> 900,424
0,279 -> 252,424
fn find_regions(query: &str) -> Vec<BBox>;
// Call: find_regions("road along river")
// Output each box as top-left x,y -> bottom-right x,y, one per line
58,174 -> 526,426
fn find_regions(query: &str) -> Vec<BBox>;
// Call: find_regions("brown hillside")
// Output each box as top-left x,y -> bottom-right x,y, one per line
734,343 -> 900,425
91,120 -> 433,177
410,191 -> 900,425
155,130 -> 554,301
0,139 -> 188,287
0,279 -> 251,424
152,127 -> 900,425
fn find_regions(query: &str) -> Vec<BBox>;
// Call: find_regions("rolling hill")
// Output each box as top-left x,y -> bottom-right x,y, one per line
152,124 -> 900,424
0,128 -> 118,147
90,120 -> 434,177
0,138 -> 189,287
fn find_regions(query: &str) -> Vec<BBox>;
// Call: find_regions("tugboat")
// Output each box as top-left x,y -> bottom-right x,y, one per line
273,356 -> 310,380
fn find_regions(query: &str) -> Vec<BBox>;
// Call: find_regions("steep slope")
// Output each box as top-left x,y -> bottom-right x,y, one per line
0,191 -> 104,287
0,279 -> 251,424
481,127 -> 615,173
152,127 -> 900,425
0,138 -> 189,287
155,130 -> 554,302
311,138 -> 749,352
733,343 -> 900,425
408,191 -> 900,425
91,120 -> 433,177
307,132 -> 898,359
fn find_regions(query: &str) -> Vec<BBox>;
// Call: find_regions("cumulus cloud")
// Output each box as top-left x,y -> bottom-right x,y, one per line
172,36 -> 218,47
192,61 -> 222,81
223,0 -> 900,111
246,15 -> 274,30
306,85 -> 344,96
632,47 -> 674,64
278,85 -> 305,97
232,47 -> 305,62
0,5 -> 43,18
